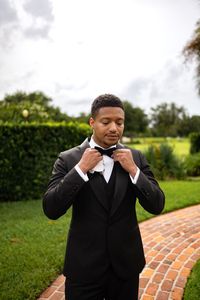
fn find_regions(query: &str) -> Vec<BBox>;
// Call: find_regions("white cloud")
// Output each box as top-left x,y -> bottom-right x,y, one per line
23,0 -> 53,20
0,0 -> 18,25
122,58 -> 200,116
0,0 -> 199,116
23,0 -> 54,38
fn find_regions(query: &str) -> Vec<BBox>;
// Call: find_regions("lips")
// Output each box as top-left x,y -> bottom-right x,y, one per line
106,135 -> 118,138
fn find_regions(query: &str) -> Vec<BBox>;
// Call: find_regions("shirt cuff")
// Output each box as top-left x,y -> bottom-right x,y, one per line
75,164 -> 89,182
129,167 -> 140,184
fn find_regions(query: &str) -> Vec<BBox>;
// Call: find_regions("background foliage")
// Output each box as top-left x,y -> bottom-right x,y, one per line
190,132 -> 200,154
0,91 -> 70,124
1,91 -> 200,137
0,91 -> 200,201
0,123 -> 91,201
184,152 -> 200,176
144,143 -> 185,180
183,19 -> 200,95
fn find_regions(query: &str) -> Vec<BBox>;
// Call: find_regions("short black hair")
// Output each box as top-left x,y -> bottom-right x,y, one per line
91,94 -> 124,118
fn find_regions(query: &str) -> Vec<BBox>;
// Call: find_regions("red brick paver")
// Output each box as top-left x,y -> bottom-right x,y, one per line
38,204 -> 200,300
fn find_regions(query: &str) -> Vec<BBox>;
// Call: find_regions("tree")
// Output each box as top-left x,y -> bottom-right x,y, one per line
123,101 -> 149,136
3,91 -> 51,106
177,115 -> 200,136
0,91 -> 70,123
183,19 -> 200,95
150,102 -> 187,137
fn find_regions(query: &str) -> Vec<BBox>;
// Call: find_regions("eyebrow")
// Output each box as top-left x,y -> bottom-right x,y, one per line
101,117 -> 124,120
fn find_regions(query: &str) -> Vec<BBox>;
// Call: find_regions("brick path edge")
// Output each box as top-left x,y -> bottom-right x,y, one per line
38,204 -> 200,300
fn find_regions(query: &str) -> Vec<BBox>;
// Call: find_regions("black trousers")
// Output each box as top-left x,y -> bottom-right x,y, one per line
65,266 -> 139,300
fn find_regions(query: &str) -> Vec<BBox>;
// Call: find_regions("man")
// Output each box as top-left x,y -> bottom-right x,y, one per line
43,94 -> 165,300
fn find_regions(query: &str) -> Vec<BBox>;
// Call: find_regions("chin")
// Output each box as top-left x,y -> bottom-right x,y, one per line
105,138 -> 118,145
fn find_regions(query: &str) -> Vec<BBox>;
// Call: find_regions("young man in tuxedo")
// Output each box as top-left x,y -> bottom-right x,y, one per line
43,94 -> 165,300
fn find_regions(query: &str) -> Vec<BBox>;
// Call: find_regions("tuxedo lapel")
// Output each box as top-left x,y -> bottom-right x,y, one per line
110,143 -> 129,217
79,138 -> 90,153
110,162 -> 129,217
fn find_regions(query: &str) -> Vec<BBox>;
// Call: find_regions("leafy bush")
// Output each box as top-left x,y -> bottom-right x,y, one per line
0,122 -> 91,202
184,153 -> 200,176
144,143 -> 185,180
190,132 -> 200,154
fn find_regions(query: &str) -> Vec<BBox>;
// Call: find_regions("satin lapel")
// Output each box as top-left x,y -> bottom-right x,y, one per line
79,138 -> 90,153
110,143 -> 129,217
88,173 -> 109,211
110,162 -> 129,217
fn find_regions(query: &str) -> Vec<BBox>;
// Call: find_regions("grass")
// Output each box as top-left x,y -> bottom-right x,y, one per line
0,179 -> 199,300
183,260 -> 200,300
136,179 -> 200,221
127,137 -> 190,157
0,201 -> 70,300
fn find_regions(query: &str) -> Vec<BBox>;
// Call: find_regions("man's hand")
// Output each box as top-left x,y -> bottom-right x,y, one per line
112,149 -> 138,177
78,148 -> 102,174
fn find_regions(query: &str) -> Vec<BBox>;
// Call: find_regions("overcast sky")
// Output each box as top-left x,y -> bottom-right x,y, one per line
0,0 -> 199,116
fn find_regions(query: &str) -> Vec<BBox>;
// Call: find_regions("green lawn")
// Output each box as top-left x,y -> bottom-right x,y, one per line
0,201 -> 70,300
0,179 -> 199,300
184,260 -> 200,300
136,179 -> 200,221
128,137 -> 190,157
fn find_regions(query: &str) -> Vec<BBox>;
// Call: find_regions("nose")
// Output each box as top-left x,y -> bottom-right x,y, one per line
109,122 -> 117,132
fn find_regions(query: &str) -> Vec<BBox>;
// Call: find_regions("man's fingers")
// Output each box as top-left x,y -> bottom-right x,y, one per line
84,148 -> 102,157
113,149 -> 131,156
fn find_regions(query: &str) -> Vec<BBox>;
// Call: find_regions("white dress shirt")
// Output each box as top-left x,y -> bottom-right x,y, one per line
75,137 -> 140,184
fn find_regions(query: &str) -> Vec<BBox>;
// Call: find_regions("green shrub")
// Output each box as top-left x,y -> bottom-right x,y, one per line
190,132 -> 200,154
0,122 -> 91,202
184,153 -> 200,176
144,143 -> 185,180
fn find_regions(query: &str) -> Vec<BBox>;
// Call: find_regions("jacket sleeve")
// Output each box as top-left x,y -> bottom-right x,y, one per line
135,151 -> 165,215
43,152 -> 86,220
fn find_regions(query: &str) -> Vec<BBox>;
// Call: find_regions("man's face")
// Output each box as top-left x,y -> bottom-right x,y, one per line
89,106 -> 125,148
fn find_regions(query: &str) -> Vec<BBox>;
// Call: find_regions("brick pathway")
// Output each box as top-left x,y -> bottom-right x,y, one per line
38,204 -> 200,300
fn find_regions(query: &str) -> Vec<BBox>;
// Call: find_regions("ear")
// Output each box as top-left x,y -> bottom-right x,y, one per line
89,117 -> 95,128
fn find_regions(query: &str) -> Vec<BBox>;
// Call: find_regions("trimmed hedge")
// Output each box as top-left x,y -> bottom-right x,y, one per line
190,132 -> 200,154
0,122 -> 91,202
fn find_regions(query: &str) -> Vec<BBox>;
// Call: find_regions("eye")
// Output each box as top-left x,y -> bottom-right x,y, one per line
117,122 -> 123,126
101,120 -> 109,125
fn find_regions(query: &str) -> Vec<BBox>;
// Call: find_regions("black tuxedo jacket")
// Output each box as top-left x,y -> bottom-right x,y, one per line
43,138 -> 165,282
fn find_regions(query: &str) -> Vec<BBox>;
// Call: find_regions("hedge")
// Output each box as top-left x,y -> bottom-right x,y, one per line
0,122 -> 91,202
190,132 -> 200,154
